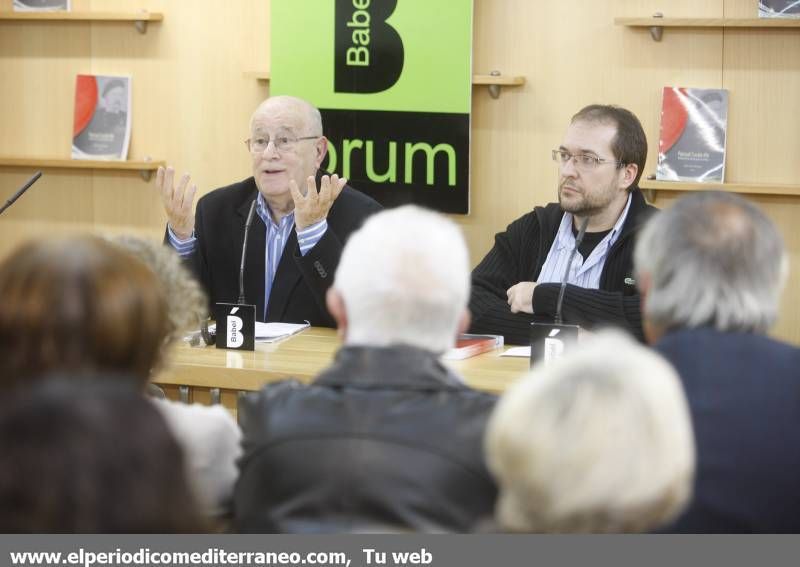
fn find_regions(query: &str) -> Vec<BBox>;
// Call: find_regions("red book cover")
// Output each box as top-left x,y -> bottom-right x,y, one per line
656,87 -> 728,183
443,334 -> 504,360
72,74 -> 131,161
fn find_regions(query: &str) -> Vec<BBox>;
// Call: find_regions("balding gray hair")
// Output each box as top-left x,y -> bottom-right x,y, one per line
249,95 -> 323,136
333,205 -> 470,353
634,191 -> 788,334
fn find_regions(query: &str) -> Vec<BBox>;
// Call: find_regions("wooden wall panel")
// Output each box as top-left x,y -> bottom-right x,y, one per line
0,0 -> 798,344
464,0 -> 724,264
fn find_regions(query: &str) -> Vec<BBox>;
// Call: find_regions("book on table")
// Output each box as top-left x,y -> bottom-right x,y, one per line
443,334 -> 504,360
656,87 -> 729,183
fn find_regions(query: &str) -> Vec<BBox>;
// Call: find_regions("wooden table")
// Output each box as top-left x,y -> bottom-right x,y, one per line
153,328 -> 529,414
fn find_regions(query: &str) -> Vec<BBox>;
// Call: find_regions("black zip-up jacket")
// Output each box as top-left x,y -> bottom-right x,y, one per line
234,345 -> 498,533
469,188 -> 657,345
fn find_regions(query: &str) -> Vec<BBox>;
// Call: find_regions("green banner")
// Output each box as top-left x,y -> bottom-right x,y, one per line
272,0 -> 473,213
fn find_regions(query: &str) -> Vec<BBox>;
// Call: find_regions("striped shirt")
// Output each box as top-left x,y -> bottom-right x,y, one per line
167,193 -> 327,319
537,193 -> 632,288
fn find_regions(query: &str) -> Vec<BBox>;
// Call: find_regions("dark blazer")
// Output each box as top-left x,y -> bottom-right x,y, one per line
234,345 -> 498,533
173,176 -> 381,327
656,327 -> 800,533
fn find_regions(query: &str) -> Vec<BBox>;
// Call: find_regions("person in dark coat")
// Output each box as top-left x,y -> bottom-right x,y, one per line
635,191 -> 800,533
234,206 -> 498,533
157,95 -> 381,326
470,105 -> 657,344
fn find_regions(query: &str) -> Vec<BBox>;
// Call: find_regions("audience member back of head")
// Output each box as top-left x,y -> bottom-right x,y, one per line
485,331 -> 695,533
635,191 -> 800,533
0,235 -> 168,393
0,234 -> 241,520
235,205 -> 498,533
0,377 -> 205,533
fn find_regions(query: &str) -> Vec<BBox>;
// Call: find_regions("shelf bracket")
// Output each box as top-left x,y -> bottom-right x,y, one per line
179,385 -> 191,404
488,70 -> 503,99
139,156 -> 154,181
134,12 -> 149,34
643,175 -> 657,202
649,12 -> 664,41
210,388 -> 221,405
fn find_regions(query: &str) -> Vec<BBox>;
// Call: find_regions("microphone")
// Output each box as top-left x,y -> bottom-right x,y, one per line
214,198 -> 258,351
238,199 -> 257,304
0,171 -> 42,216
555,215 -> 590,324
530,215 -> 590,366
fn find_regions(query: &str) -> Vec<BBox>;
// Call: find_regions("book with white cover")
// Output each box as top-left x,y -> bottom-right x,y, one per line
759,0 -> 800,18
72,75 -> 132,161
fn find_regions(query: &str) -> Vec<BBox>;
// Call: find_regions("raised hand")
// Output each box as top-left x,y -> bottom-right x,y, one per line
289,174 -> 347,230
156,166 -> 197,240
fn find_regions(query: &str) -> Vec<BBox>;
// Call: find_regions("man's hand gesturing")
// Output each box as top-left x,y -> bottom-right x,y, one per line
157,166 -> 197,240
290,174 -> 347,230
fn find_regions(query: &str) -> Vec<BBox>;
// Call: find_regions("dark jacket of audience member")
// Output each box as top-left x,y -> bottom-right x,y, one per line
235,345 -> 497,533
234,206 -> 498,533
655,328 -> 800,533
635,191 -> 800,533
0,379 -> 205,533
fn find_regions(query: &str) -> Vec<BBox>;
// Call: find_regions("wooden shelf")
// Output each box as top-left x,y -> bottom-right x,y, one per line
472,74 -> 526,86
640,179 -> 800,197
0,11 -> 163,33
616,16 -> 800,41
246,70 -> 270,81
246,71 -> 525,98
0,157 -> 165,181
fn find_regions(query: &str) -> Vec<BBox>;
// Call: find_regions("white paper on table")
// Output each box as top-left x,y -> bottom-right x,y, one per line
500,346 -> 531,358
204,321 -> 310,343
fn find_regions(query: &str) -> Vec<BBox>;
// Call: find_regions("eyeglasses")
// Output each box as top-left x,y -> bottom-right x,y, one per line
246,134 -> 320,154
551,149 -> 624,171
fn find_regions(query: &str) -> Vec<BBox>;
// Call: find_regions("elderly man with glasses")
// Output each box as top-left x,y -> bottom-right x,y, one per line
157,96 -> 382,327
469,105 -> 657,344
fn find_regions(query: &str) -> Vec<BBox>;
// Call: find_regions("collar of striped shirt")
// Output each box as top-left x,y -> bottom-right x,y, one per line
537,192 -> 633,287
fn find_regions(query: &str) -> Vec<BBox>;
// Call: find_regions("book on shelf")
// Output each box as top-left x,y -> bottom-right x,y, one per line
656,87 -> 729,183
72,75 -> 132,161
759,0 -> 800,18
443,334 -> 504,360
13,0 -> 70,11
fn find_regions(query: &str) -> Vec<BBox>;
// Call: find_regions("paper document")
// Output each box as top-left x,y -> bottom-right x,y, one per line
206,321 -> 310,343
501,346 -> 531,358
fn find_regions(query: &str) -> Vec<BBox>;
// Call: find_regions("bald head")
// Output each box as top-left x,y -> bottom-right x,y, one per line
250,96 -> 323,137
248,95 -> 328,207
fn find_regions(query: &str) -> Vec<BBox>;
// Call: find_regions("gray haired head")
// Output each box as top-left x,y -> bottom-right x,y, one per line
634,191 -> 788,334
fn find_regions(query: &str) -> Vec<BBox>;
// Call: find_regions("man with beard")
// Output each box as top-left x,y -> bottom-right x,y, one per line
469,105 -> 657,344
